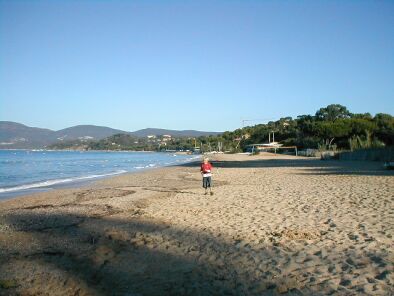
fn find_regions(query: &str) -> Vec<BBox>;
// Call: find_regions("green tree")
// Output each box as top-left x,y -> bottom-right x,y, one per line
315,104 -> 351,121
374,113 -> 394,145
314,119 -> 352,149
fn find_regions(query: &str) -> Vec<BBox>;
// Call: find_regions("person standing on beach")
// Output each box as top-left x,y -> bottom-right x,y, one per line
200,157 -> 213,195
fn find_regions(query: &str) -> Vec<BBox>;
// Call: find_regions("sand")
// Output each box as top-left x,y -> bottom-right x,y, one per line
0,153 -> 393,295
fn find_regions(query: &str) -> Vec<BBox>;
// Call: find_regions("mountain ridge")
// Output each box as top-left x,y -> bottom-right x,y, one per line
0,121 -> 221,149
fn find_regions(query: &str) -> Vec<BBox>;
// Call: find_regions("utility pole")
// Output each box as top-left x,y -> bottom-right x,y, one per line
268,131 -> 275,143
218,141 -> 222,152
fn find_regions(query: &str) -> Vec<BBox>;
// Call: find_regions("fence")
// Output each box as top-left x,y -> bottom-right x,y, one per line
338,147 -> 394,162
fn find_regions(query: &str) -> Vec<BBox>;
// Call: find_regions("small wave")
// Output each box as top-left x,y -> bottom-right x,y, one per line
0,170 -> 127,193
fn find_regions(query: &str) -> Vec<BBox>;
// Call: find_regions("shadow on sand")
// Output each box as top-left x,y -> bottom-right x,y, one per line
180,158 -> 394,177
1,208 -> 390,295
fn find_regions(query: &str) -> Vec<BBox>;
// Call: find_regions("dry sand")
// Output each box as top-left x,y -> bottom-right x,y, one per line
0,153 -> 393,295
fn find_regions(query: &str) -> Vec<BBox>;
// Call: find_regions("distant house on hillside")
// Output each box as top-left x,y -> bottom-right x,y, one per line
57,135 -> 67,141
147,135 -> 156,139
162,135 -> 172,142
78,136 -> 94,140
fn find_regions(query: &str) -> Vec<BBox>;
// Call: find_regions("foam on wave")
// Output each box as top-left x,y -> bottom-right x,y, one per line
0,170 -> 127,193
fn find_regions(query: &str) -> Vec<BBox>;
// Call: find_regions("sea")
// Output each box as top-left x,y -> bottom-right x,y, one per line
0,150 -> 200,199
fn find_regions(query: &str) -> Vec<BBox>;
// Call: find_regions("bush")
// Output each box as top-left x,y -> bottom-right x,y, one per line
349,131 -> 385,151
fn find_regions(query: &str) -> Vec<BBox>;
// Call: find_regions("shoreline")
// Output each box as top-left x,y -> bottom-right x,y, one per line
0,148 -> 195,154
0,153 -> 201,201
0,153 -> 392,295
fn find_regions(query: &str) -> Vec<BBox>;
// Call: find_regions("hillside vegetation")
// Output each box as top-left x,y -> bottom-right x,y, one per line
48,105 -> 394,153
220,104 -> 393,152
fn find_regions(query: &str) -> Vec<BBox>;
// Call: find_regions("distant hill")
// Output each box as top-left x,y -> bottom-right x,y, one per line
0,121 -> 221,149
54,125 -> 128,141
130,128 -> 221,138
0,121 -> 56,148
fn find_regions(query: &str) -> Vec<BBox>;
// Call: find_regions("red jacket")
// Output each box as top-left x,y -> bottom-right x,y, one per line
200,162 -> 213,173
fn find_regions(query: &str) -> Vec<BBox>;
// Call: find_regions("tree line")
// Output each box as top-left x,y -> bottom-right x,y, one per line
48,105 -> 393,153
196,104 -> 394,153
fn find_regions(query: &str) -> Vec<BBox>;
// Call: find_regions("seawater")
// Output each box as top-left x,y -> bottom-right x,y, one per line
0,150 -> 200,199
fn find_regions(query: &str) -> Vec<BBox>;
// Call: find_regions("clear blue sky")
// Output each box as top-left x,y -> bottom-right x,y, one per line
1,0 -> 393,132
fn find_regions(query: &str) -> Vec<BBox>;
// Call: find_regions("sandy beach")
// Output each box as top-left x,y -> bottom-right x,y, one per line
0,153 -> 393,295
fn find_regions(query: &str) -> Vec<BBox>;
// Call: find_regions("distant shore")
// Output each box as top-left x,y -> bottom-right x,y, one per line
0,148 -> 157,152
0,148 -> 199,155
0,153 -> 392,295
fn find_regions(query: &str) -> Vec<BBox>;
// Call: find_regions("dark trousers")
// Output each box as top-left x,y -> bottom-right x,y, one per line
203,176 -> 212,188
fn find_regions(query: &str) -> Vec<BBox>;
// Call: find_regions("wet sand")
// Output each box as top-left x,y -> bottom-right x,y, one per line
0,153 -> 393,295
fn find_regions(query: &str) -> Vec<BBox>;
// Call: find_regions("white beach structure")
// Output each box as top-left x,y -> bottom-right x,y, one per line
247,132 -> 298,155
